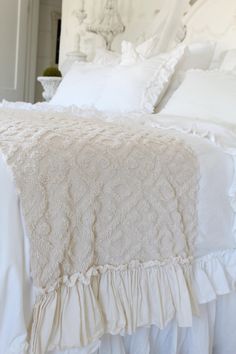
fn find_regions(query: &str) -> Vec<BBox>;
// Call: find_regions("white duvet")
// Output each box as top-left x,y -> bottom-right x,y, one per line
1,102 -> 236,354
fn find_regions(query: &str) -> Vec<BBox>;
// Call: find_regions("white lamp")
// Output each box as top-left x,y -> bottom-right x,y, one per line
87,0 -> 125,50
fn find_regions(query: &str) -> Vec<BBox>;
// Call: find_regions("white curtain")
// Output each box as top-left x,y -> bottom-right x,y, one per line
141,0 -> 189,55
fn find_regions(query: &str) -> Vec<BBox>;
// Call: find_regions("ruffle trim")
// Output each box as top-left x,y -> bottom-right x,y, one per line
27,249 -> 236,354
142,45 -> 185,114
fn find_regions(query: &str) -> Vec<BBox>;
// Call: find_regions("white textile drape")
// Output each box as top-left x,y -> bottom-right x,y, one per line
142,0 -> 188,55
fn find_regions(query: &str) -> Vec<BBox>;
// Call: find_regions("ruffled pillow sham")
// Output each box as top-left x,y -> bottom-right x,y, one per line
157,41 -> 216,111
95,45 -> 185,113
120,34 -> 161,66
51,45 -> 185,114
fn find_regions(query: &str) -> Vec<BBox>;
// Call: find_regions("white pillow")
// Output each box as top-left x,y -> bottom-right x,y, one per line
220,49 -> 236,72
121,35 -> 160,65
157,41 -> 216,110
181,41 -> 216,71
120,41 -> 140,66
93,48 -> 121,66
95,45 -> 185,113
160,70 -> 236,124
50,61 -> 113,107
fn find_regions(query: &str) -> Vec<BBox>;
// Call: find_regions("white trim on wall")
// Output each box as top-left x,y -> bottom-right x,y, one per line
24,0 -> 40,103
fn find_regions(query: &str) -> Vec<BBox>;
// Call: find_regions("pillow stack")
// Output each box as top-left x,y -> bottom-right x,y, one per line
157,41 -> 216,110
51,44 -> 185,114
159,46 -> 236,123
95,45 -> 185,113
51,39 -> 217,115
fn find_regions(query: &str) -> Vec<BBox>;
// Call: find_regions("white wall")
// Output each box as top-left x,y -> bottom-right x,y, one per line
35,0 -> 62,102
0,0 -> 29,101
59,0 -> 170,66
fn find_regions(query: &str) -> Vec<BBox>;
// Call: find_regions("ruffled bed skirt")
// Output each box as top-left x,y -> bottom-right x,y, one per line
27,249 -> 236,354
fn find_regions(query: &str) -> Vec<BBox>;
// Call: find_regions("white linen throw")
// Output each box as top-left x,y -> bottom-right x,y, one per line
0,108 -> 199,353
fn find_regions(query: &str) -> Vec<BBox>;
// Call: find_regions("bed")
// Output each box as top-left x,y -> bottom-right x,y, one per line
1,1 -> 236,353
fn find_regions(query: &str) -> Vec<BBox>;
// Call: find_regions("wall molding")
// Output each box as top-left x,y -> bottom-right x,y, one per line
24,0 -> 40,103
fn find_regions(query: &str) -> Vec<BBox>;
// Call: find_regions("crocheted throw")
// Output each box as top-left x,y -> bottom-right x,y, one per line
0,108 -> 199,352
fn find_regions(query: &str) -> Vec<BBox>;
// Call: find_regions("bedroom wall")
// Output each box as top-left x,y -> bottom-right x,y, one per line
59,0 -> 174,66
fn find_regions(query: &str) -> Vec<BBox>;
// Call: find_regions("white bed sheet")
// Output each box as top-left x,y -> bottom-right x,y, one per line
1,106 -> 236,353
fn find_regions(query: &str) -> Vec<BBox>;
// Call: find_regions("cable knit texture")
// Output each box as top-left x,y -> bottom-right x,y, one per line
0,108 -> 200,353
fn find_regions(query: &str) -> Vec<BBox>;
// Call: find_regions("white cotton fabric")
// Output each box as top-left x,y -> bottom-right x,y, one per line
48,295 -> 236,354
50,62 -> 113,108
158,41 -> 216,110
0,156 -> 33,354
181,42 -> 216,71
220,48 -> 236,72
116,0 -> 186,60
92,48 -> 121,66
95,46 -> 185,113
137,0 -> 187,54
51,46 -> 184,114
120,35 -> 173,66
1,103 -> 236,353
160,70 -> 236,123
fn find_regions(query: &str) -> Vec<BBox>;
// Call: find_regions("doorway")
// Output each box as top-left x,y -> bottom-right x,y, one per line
0,0 -> 39,102
35,0 -> 62,102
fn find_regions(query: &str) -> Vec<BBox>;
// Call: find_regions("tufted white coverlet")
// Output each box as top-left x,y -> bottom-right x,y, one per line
0,103 -> 236,354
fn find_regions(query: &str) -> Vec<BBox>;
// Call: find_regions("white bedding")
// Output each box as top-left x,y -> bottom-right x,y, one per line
1,102 -> 236,353
160,70 -> 236,123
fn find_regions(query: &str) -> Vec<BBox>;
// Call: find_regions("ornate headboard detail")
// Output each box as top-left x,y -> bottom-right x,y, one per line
59,0 -> 236,72
183,0 -> 236,49
60,0 -> 180,67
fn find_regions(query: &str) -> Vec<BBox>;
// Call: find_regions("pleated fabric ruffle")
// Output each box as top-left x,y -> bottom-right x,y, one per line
27,249 -> 236,354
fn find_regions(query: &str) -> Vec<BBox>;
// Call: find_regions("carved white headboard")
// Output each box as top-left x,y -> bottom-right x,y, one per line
59,0 -> 236,70
183,0 -> 236,50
